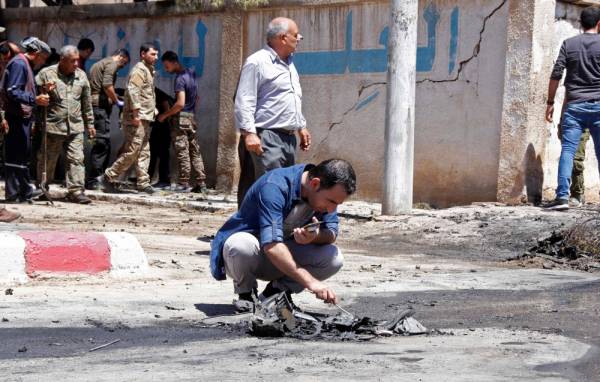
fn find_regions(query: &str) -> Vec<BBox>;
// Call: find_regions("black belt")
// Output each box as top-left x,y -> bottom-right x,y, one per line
257,128 -> 296,136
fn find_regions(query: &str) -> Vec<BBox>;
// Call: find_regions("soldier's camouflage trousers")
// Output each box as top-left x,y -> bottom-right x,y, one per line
570,128 -> 590,200
172,112 -> 205,185
105,120 -> 152,188
37,132 -> 85,195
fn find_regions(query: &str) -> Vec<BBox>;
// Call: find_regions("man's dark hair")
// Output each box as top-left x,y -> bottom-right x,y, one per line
4,41 -> 20,56
308,159 -> 356,195
161,50 -> 179,63
45,48 -> 60,67
140,42 -> 157,56
581,7 -> 600,30
112,48 -> 130,61
77,38 -> 95,52
0,43 -> 10,56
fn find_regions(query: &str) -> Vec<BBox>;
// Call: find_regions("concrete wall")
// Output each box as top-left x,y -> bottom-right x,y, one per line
544,1 -> 600,201
4,0 -> 593,206
5,13 -> 223,185
244,0 -> 509,205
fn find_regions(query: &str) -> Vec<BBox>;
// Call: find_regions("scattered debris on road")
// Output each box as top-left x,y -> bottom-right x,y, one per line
204,293 -> 428,341
509,217 -> 600,272
252,293 -> 427,340
89,339 -> 121,352
165,305 -> 184,311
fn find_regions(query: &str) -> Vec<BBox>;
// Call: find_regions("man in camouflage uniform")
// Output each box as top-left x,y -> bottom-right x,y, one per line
101,43 -> 158,194
157,51 -> 207,193
85,48 -> 130,190
35,45 -> 95,204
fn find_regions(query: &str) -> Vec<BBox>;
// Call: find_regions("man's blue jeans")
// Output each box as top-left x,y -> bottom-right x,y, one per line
556,101 -> 600,199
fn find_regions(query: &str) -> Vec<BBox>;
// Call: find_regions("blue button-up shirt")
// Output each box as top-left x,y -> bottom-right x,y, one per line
210,164 -> 339,280
234,45 -> 306,134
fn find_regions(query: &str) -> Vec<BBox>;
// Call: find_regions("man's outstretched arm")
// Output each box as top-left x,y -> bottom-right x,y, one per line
263,242 -> 338,304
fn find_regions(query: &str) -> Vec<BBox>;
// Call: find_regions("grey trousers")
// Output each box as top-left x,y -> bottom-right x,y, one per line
237,129 -> 297,207
251,129 -> 297,179
223,232 -> 344,294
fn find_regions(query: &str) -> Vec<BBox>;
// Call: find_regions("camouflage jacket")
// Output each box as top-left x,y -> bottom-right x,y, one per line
35,65 -> 93,135
123,61 -> 156,122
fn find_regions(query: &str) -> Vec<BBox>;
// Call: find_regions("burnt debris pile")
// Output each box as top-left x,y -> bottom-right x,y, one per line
523,217 -> 600,271
249,293 -> 428,341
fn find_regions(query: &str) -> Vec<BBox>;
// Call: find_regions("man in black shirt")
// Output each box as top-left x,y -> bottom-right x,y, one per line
148,87 -> 172,189
545,6 -> 600,210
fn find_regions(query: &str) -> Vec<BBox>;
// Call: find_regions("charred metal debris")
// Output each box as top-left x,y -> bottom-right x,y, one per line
510,217 -> 600,272
204,292 -> 428,341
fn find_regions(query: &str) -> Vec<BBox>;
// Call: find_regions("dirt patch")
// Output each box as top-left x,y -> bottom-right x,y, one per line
507,218 -> 600,272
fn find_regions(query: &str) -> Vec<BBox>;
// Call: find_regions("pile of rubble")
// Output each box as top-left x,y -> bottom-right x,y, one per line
202,292 -> 429,341
248,293 -> 428,341
515,217 -> 600,272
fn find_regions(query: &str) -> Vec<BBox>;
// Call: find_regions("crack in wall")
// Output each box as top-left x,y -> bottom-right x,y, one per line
417,0 -> 508,84
309,81 -> 387,159
309,0 -> 508,156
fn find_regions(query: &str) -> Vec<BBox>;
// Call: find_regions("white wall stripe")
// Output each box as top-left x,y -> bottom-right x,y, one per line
104,232 -> 149,277
0,231 -> 148,284
0,232 -> 28,284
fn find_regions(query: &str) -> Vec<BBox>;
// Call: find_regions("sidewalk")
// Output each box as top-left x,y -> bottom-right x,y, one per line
0,181 -> 383,219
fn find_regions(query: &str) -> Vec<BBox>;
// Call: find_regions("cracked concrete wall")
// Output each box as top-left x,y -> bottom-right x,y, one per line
245,0 -> 509,206
5,14 -> 223,187
215,12 -> 243,191
5,0 -> 577,205
543,1 -> 600,201
496,0 -> 558,205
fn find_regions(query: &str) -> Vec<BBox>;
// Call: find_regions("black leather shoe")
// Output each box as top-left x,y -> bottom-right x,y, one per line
66,192 -> 92,204
139,185 -> 156,195
100,176 -> 122,193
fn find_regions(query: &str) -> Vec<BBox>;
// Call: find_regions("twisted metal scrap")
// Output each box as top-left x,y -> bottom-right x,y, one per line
249,292 -> 427,341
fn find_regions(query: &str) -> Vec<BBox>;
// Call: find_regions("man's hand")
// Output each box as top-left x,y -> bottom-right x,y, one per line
157,113 -> 167,123
87,126 -> 96,139
293,216 -> 320,245
298,127 -> 311,151
1,119 -> 8,134
116,99 -> 124,108
308,280 -> 338,304
244,133 -> 264,155
42,81 -> 56,96
35,94 -> 50,107
131,117 -> 141,127
545,104 -> 554,123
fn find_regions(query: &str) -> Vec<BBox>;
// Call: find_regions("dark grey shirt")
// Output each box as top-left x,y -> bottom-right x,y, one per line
551,33 -> 600,103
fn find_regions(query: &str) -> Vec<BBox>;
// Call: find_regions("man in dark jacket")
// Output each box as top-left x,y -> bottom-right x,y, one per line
0,37 -> 50,202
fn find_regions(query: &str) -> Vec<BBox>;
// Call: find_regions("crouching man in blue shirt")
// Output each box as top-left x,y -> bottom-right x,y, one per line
210,159 -> 356,311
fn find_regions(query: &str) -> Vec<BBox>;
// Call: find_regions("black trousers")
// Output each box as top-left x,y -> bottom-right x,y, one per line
148,120 -> 171,184
86,106 -> 112,186
237,138 -> 254,208
4,114 -> 34,201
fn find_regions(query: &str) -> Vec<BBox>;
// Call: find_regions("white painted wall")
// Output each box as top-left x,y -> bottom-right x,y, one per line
245,0 -> 509,206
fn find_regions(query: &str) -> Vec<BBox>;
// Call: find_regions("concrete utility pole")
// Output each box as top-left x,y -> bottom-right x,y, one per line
382,0 -> 418,215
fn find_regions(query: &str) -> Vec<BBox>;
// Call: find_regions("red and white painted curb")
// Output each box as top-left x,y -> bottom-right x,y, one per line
1,231 -> 148,284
